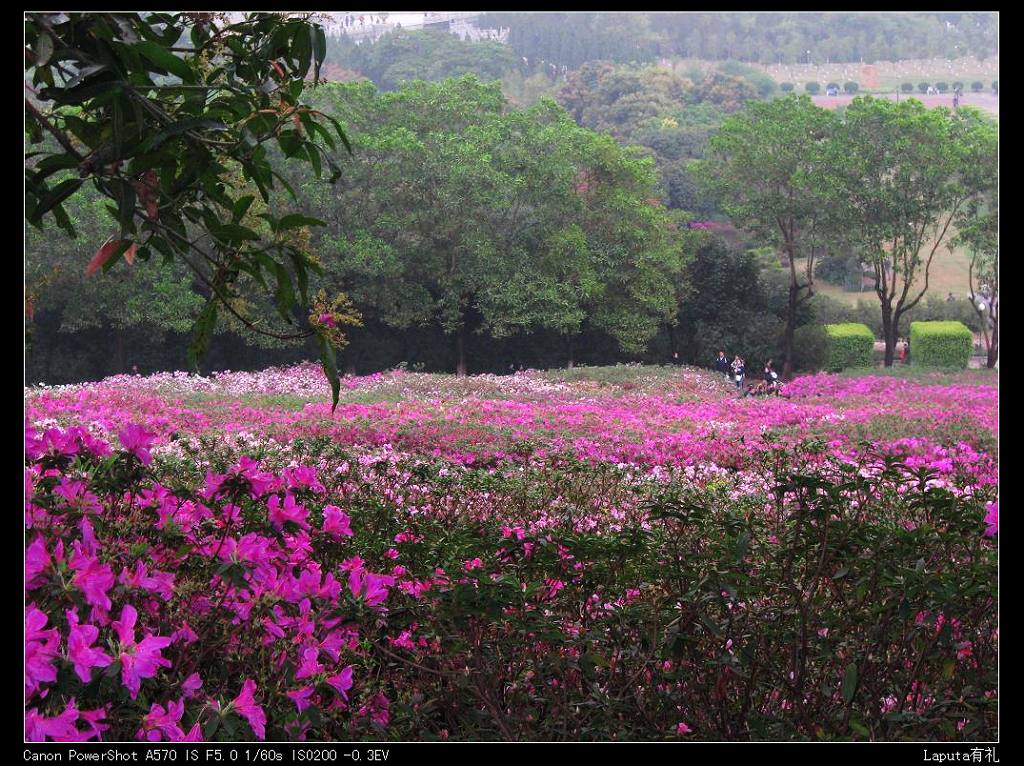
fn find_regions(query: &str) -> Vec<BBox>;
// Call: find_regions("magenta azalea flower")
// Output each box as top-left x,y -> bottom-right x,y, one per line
984,501 -> 998,537
66,609 -> 113,683
25,535 -> 50,589
138,699 -> 186,742
118,424 -> 157,465
231,679 -> 267,740
267,493 -> 309,531
68,547 -> 115,611
295,646 -> 325,680
112,605 -> 172,700
322,505 -> 354,539
326,666 -> 354,700
287,685 -> 316,713
348,568 -> 395,607
25,700 -> 80,742
25,606 -> 60,699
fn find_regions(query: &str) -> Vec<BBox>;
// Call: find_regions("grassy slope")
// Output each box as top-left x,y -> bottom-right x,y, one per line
794,234 -> 975,307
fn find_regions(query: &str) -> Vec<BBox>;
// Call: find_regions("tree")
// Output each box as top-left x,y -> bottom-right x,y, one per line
829,97 -> 985,366
299,78 -> 685,375
25,12 -> 355,407
327,28 -> 519,91
699,94 -> 837,379
953,108 -> 998,367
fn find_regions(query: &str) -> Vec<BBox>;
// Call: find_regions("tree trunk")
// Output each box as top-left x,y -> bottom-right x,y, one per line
782,280 -> 798,380
456,323 -> 467,377
987,318 -> 998,368
881,304 -> 896,367
567,336 -> 574,369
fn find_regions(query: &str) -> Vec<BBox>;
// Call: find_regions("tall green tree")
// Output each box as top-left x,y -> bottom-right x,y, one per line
299,77 -> 685,374
25,12 -> 355,406
829,97 -> 985,366
953,108 -> 998,367
699,94 -> 837,378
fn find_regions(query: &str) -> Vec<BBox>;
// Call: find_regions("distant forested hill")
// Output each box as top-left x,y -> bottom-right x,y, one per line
481,12 -> 998,68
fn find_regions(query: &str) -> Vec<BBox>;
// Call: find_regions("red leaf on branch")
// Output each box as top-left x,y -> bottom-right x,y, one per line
131,170 -> 160,221
85,240 -> 132,276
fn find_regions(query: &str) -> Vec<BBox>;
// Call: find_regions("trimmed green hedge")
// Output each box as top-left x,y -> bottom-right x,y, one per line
824,323 -> 875,371
910,321 -> 972,368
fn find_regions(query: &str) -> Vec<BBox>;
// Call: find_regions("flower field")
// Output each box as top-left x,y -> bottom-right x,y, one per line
25,364 -> 998,741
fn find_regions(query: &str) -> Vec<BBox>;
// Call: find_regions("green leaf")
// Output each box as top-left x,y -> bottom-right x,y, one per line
134,40 -> 196,83
137,118 -> 227,153
272,262 -> 295,321
187,299 -> 218,373
29,178 -> 84,224
841,662 -> 858,705
211,223 -> 259,244
231,195 -> 256,223
278,213 -> 325,230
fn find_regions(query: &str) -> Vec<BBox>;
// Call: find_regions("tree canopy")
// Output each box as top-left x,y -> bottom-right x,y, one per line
25,11 -> 357,406
293,77 -> 686,374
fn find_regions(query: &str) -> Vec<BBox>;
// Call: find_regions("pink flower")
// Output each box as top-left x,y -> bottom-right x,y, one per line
984,501 -> 998,537
182,672 -> 203,699
26,700 -> 81,742
348,568 -> 395,607
463,557 -> 483,571
26,535 -> 50,588
231,679 -> 267,740
268,493 -> 309,531
138,699 -> 186,742
119,560 -> 175,601
68,547 -> 115,611
112,605 -> 173,700
322,505 -> 354,539
287,686 -> 317,713
677,722 -> 692,734
295,646 -> 325,680
326,666 -> 354,700
66,609 -> 113,683
25,606 -> 60,699
118,423 -> 156,464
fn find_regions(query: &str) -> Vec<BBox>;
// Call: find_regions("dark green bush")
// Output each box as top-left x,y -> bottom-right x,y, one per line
792,323 -> 830,371
918,82 -> 930,93
910,321 -> 972,368
824,323 -> 875,371
843,81 -> 859,93
805,82 -> 821,94
901,82 -> 914,93
971,81 -> 984,92
952,81 -> 964,91
935,82 -> 949,93
780,82 -> 794,92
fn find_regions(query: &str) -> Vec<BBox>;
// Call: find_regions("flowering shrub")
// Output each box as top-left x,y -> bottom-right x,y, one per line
24,365 -> 997,741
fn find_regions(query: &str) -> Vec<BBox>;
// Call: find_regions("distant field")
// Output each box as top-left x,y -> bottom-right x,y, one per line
813,91 -> 998,117
796,235 -> 975,307
756,56 -> 998,92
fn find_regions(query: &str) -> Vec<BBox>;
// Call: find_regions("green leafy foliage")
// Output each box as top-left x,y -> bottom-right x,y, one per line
25,12 -> 356,406
326,28 -> 518,91
295,77 -> 686,372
